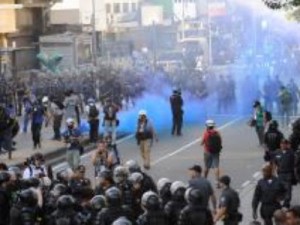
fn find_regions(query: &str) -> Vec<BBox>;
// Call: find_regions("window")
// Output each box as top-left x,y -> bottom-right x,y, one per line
106,3 -> 111,13
123,3 -> 129,13
132,2 -> 137,12
114,3 -> 120,14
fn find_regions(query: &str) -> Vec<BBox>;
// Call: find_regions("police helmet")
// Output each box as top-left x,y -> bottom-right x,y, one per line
170,181 -> 186,195
157,178 -> 171,195
26,177 -> 40,188
98,169 -> 113,180
129,172 -> 143,184
87,98 -> 95,104
112,217 -> 132,225
125,160 -> 141,173
51,184 -> 68,197
184,188 -> 202,204
57,195 -> 75,210
19,189 -> 38,207
170,181 -> 186,200
105,187 -> 122,207
0,171 -> 11,183
113,166 -> 129,184
90,195 -> 106,211
141,191 -> 160,210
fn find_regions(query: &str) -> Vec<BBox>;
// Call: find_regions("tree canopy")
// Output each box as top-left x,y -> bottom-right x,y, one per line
262,0 -> 300,9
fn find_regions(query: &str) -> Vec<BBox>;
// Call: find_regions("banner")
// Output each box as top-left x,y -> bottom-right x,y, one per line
208,1 -> 227,17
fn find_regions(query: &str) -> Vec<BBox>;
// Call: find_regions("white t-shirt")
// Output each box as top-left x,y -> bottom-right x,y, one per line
23,165 -> 48,179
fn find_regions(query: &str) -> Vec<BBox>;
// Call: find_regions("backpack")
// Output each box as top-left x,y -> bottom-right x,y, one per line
280,90 -> 292,105
88,105 -> 99,118
207,131 -> 222,154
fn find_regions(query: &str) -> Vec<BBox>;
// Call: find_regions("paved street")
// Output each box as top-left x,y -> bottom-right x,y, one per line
52,115 -> 300,224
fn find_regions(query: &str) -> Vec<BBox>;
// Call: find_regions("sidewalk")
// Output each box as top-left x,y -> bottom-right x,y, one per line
0,123 -> 68,167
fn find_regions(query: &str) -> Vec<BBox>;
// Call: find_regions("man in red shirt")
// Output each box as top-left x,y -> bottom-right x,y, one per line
201,120 -> 222,188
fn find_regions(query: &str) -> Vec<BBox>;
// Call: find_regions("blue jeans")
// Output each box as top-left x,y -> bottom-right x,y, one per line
23,113 -> 30,133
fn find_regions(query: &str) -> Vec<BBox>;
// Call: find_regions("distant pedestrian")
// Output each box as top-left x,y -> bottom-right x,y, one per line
22,92 -> 32,133
253,101 -> 264,146
49,96 -> 64,141
31,99 -> 47,149
64,89 -> 81,126
287,78 -> 299,116
86,98 -> 100,143
103,98 -> 119,144
201,119 -> 222,187
63,118 -> 83,171
278,86 -> 292,128
170,89 -> 184,136
135,110 -> 158,170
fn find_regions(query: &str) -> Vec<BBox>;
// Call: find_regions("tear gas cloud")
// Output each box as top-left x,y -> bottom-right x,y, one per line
83,0 -> 300,134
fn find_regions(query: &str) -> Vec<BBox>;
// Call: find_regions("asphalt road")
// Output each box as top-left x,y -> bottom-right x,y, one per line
53,115 -> 300,224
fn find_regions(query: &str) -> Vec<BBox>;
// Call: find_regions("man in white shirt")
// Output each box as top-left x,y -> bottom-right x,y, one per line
23,153 -> 48,179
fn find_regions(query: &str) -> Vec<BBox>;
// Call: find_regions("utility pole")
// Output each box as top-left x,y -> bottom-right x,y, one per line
91,0 -> 97,67
207,0 -> 212,67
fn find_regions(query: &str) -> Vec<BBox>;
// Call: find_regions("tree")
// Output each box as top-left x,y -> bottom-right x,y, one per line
262,0 -> 300,9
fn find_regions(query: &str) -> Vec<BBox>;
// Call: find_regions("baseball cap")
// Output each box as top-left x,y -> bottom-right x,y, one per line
189,165 -> 202,174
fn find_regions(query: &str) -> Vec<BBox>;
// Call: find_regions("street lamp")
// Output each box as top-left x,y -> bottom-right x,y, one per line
91,0 -> 97,67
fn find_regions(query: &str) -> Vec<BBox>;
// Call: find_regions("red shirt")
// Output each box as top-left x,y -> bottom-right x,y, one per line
202,129 -> 221,153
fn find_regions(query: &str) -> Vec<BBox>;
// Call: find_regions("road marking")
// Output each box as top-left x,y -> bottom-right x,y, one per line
152,117 -> 243,166
53,117 -> 242,172
52,134 -> 135,171
241,180 -> 251,188
253,171 -> 261,179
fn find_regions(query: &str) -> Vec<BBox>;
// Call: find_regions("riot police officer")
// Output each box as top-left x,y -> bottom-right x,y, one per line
178,188 -> 213,225
89,195 -> 106,222
0,171 -> 11,225
48,195 -> 81,225
164,181 -> 187,225
214,175 -> 242,225
10,188 -> 41,225
113,166 -> 134,208
113,217 -> 132,225
170,89 -> 184,136
252,164 -> 286,225
94,187 -> 128,225
273,139 -> 296,208
137,191 -> 169,225
264,120 -> 284,162
125,160 -> 157,193
157,178 -> 172,207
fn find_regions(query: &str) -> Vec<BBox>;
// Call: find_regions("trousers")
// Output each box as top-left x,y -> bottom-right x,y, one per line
140,139 -> 151,167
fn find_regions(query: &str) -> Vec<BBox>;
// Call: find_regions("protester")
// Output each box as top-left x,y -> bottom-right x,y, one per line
201,119 -> 222,187
135,110 -> 158,170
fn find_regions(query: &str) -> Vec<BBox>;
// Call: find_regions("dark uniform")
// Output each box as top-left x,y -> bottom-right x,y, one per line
252,176 -> 285,225
170,91 -> 183,136
273,149 -> 296,208
264,125 -> 283,161
219,187 -> 241,225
